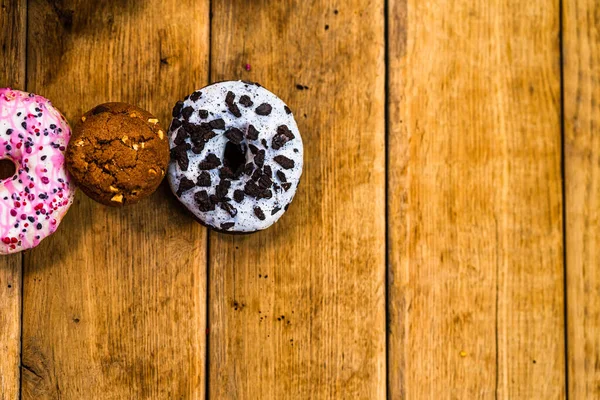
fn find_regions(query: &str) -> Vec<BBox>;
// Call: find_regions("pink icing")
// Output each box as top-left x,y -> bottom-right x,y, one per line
0,88 -> 75,254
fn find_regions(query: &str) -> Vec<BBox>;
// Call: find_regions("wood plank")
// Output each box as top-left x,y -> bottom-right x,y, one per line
21,1 -> 209,398
0,1 -> 26,399
209,1 -> 386,398
564,0 -> 600,396
388,0 -> 565,398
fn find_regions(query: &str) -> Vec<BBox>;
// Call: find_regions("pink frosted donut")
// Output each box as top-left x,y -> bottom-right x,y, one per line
0,89 -> 75,254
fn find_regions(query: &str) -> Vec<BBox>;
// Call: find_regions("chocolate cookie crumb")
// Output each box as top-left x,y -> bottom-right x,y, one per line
254,206 -> 266,220
246,125 -> 259,140
255,103 -> 272,116
199,153 -> 221,170
239,95 -> 253,107
274,155 -> 295,169
197,171 -> 211,186
177,177 -> 195,196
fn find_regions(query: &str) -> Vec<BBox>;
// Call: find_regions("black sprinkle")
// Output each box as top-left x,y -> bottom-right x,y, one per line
36,223 -> 42,230
27,216 -> 34,222
254,207 -> 266,220
5,129 -> 13,135
274,155 -> 295,169
255,103 -> 272,116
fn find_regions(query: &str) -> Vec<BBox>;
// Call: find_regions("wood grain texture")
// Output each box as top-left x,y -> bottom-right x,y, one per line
564,0 -> 600,397
0,1 -> 26,399
388,0 -> 565,398
209,1 -> 386,398
21,1 -> 209,398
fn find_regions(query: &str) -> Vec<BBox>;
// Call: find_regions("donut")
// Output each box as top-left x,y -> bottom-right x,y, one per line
167,81 -> 303,233
0,88 -> 75,254
66,103 -> 169,206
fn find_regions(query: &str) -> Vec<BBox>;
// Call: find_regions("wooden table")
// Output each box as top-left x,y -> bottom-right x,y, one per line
0,0 -> 597,398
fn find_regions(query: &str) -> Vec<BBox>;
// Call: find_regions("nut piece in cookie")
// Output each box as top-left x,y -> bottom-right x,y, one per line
65,102 -> 169,206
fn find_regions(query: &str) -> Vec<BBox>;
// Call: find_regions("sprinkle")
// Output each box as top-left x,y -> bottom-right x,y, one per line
10,210 -> 17,217
245,63 -> 251,71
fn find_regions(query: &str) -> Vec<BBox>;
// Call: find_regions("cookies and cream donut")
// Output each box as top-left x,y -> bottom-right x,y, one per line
0,88 -> 75,254
167,81 -> 303,233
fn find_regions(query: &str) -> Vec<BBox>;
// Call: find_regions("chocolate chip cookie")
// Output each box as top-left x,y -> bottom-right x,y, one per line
66,102 -> 169,206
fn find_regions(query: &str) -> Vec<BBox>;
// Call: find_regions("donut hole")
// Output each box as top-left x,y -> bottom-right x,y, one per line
223,141 -> 246,173
0,159 -> 17,180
